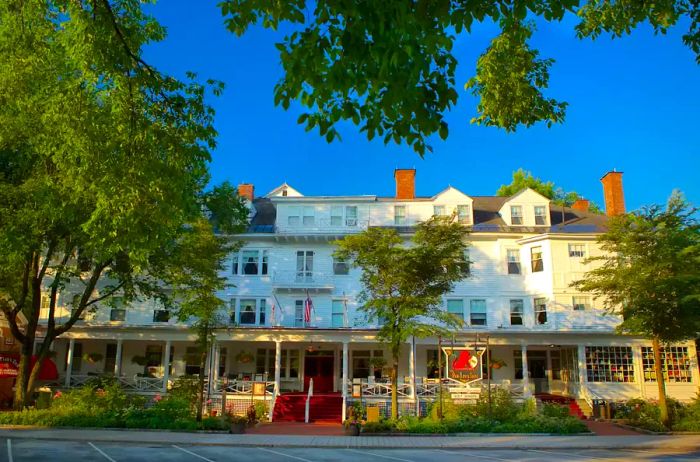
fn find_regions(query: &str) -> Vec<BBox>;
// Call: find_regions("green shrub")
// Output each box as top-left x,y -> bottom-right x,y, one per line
253,400 -> 268,421
541,403 -> 570,419
361,419 -> 396,433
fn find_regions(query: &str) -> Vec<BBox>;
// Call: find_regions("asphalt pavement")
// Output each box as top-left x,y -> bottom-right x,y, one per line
2,438 -> 700,462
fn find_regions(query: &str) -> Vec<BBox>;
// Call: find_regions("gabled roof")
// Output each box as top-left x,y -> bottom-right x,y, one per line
265,183 -> 303,198
431,186 -> 472,201
503,187 -> 552,203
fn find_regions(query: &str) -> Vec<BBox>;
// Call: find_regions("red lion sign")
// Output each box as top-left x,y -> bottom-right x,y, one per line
443,347 -> 485,383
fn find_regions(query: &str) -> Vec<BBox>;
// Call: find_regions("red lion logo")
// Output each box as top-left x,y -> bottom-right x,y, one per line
452,350 -> 479,371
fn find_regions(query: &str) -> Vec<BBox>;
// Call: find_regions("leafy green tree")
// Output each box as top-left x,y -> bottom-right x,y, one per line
497,169 -> 603,213
0,0 -> 225,409
221,0 -> 700,155
572,192 -> 700,427
163,218 -> 238,421
334,216 -> 469,419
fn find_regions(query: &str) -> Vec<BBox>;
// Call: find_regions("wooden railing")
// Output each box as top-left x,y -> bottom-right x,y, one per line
66,375 -> 164,392
215,379 -> 275,395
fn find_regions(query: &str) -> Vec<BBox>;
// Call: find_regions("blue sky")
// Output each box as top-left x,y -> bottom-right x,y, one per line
144,2 -> 700,211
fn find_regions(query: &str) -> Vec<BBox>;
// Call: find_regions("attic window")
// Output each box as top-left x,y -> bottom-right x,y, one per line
282,189 -> 288,197
534,206 -> 547,225
510,206 -> 523,225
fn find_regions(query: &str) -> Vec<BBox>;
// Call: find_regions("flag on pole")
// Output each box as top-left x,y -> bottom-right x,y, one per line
304,291 -> 313,325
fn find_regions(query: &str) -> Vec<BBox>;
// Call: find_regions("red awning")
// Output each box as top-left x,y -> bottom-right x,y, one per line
0,354 -> 58,380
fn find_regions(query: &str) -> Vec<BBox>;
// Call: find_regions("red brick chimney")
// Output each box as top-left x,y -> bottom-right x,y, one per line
394,169 -> 416,200
600,171 -> 625,216
572,198 -> 590,213
238,183 -> 254,202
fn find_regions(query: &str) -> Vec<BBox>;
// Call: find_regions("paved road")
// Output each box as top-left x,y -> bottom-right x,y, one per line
1,438 -> 700,462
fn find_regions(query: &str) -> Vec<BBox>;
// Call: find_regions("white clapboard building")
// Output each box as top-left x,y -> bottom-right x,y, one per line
41,169 -> 699,421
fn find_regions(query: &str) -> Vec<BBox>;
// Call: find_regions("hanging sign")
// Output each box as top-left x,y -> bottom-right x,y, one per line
441,346 -> 485,384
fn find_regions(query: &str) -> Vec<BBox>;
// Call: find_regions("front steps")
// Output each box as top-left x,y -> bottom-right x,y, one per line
272,393 -> 342,423
535,393 -> 591,419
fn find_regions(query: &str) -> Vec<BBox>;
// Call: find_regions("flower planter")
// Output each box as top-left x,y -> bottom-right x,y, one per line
345,423 -> 360,436
229,422 -> 246,434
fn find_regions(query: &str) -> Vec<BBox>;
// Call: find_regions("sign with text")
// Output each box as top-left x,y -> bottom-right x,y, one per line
442,347 -> 485,384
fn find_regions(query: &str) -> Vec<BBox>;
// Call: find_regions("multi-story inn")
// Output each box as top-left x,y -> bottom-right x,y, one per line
33,169 -> 699,420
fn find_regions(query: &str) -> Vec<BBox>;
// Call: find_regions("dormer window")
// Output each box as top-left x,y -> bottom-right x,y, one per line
510,206 -> 523,225
534,206 -> 547,225
433,205 -> 446,217
457,205 -> 471,224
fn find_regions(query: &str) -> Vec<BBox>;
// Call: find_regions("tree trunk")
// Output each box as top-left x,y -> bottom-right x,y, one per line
13,347 -> 31,410
196,349 -> 207,422
652,337 -> 669,428
390,353 -> 399,420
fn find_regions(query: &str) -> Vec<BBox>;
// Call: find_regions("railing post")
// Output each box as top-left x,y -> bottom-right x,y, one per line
577,343 -> 587,400
65,338 -> 75,387
521,344 -> 530,398
304,378 -> 313,423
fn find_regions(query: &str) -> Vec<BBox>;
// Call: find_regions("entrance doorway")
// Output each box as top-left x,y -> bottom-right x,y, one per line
528,355 -> 548,394
304,355 -> 334,393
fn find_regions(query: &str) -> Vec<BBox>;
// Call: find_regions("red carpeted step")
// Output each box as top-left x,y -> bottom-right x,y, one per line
272,394 -> 308,422
309,395 -> 342,423
273,393 -> 343,423
569,401 -> 586,420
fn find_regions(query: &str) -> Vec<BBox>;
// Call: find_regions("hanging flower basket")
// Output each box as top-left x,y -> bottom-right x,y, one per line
235,351 -> 254,364
489,359 -> 506,370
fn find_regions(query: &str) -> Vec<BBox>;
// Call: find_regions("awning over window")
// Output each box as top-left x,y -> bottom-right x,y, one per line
0,354 -> 58,380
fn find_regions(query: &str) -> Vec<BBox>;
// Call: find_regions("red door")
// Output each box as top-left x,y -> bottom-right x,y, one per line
304,356 -> 334,393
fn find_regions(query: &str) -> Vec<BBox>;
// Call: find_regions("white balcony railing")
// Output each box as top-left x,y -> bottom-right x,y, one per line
271,270 -> 334,290
215,379 -> 275,395
276,218 -> 370,235
66,375 -> 164,392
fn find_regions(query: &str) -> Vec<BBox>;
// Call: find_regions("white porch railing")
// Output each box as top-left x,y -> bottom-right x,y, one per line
271,270 -> 334,289
66,375 -> 164,392
215,379 -> 275,395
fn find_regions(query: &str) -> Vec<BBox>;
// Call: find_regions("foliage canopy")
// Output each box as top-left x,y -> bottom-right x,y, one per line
221,0 -> 700,155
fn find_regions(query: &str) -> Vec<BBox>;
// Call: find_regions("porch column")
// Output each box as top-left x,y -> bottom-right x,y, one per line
212,342 -> 220,384
114,339 -> 123,376
342,341 -> 349,421
577,344 -> 587,387
545,349 -> 553,390
521,345 -> 530,398
632,345 -> 645,397
64,338 -> 75,387
408,337 -> 416,400
274,340 -> 282,393
162,340 -> 171,393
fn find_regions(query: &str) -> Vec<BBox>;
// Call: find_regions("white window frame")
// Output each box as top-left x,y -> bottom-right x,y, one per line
534,205 -> 547,225
572,296 -> 591,311
288,206 -> 301,226
345,206 -> 358,226
294,300 -> 304,327
234,298 -> 268,326
534,297 -> 548,325
330,205 -> 343,226
510,205 -> 523,225
331,299 -> 346,328
506,249 -> 521,275
232,249 -> 269,276
333,257 -> 349,275
394,205 -> 406,225
302,206 -> 315,226
446,299 -> 464,322
568,243 -> 586,258
433,205 -> 446,217
531,246 -> 544,273
469,299 -> 487,326
457,204 -> 471,224
509,299 -> 524,326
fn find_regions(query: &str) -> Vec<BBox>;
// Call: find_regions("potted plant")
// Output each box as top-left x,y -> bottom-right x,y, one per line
235,351 -> 254,364
489,358 -> 507,370
227,414 -> 248,434
82,352 -> 104,364
344,418 -> 361,436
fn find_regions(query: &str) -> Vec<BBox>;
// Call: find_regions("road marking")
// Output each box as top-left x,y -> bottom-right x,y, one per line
6,439 -> 12,462
526,449 -> 602,460
347,448 -> 415,462
258,447 -> 314,462
88,442 -> 116,462
434,449 -> 510,461
172,445 -> 216,462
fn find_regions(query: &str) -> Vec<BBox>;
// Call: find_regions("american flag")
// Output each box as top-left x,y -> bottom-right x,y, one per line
304,292 -> 313,325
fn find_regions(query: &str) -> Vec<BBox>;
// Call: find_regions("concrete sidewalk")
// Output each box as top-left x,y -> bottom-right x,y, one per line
0,427 -> 698,450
